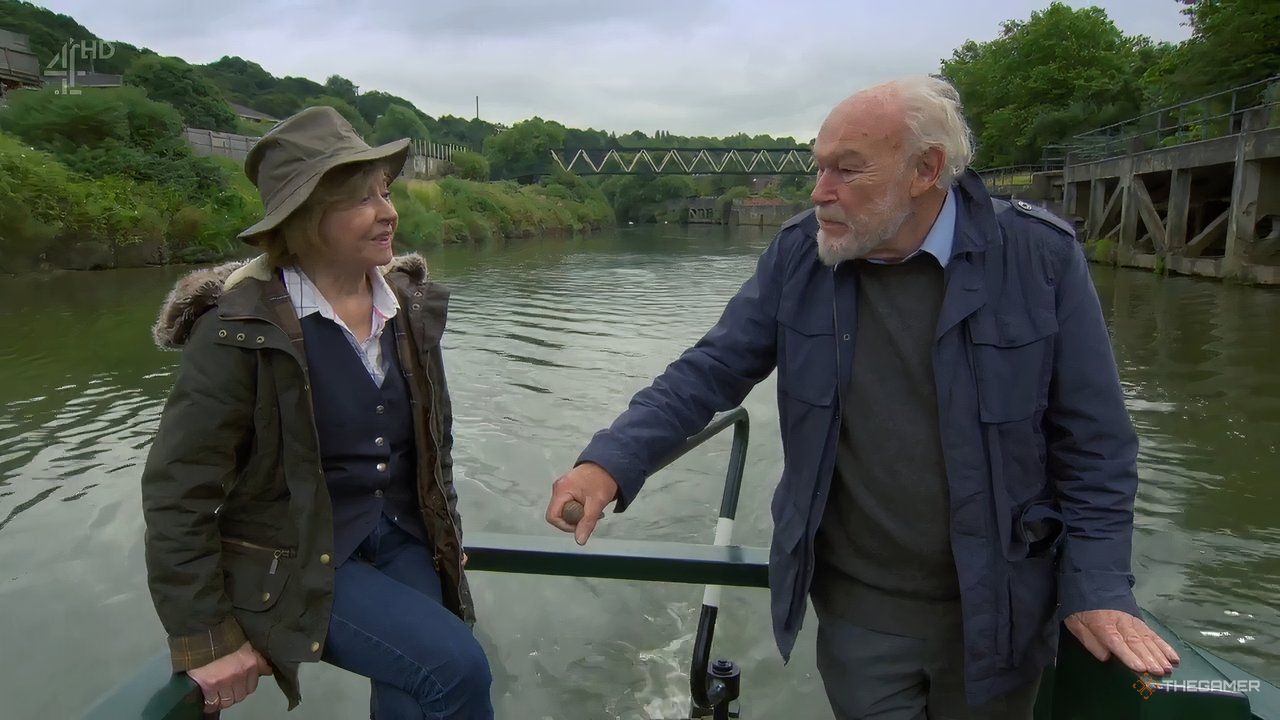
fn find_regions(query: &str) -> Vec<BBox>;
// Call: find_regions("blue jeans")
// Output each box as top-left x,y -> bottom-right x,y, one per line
323,515 -> 494,720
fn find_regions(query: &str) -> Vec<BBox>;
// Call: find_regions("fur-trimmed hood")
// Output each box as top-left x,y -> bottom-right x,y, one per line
152,253 -> 430,350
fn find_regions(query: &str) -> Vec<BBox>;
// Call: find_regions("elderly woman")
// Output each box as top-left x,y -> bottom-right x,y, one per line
142,106 -> 493,719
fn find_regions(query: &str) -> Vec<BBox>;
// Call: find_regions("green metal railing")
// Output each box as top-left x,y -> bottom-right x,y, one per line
975,163 -> 1061,198
83,407 -> 1280,719
1058,75 -> 1280,164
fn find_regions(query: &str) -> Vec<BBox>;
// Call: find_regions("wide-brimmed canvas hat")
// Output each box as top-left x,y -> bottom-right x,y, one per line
237,105 -> 411,244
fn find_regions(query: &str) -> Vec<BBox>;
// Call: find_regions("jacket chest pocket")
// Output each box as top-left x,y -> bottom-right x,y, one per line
777,314 -> 836,407
967,308 -> 1057,423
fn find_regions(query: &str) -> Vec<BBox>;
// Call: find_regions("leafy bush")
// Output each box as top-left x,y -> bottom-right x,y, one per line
449,151 -> 490,181
441,218 -> 469,244
0,86 -> 229,200
716,186 -> 751,219
389,182 -> 445,248
388,176 -> 612,245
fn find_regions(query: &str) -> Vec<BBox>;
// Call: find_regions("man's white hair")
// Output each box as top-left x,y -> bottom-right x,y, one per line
880,75 -> 974,188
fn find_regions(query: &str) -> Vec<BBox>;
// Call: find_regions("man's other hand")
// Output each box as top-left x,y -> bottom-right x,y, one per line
1065,609 -> 1181,676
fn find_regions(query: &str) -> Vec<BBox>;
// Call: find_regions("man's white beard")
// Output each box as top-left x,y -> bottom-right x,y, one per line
815,202 -> 911,267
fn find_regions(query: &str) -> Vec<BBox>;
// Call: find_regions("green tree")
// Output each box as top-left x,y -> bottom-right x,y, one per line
250,92 -> 303,120
482,117 -> 566,180
354,90 -> 403,128
564,127 -> 613,150
125,54 -> 239,132
198,55 -> 310,119
200,56 -> 278,102
941,2 -> 1153,166
1174,0 -> 1280,94
276,75 -> 326,100
429,114 -> 500,148
370,104 -> 430,145
303,95 -> 373,137
324,74 -> 359,103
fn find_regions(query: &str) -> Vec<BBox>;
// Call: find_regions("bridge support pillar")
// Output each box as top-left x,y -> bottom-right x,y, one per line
1224,110 -> 1268,279
1062,180 -> 1077,229
1167,169 -> 1193,254
1088,179 -> 1107,241
1118,157 -> 1139,263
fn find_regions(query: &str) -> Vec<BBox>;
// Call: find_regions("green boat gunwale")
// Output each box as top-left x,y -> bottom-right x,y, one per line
83,408 -> 1280,719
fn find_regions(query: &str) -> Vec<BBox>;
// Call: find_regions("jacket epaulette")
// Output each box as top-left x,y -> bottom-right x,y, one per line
995,198 -> 1076,239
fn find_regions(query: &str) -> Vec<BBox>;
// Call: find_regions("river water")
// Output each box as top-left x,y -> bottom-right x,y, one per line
0,225 -> 1276,719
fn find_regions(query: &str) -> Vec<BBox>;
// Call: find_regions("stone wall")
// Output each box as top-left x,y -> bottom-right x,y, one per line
729,198 -> 807,226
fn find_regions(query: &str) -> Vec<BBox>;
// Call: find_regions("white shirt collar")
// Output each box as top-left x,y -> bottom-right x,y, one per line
280,265 -> 400,325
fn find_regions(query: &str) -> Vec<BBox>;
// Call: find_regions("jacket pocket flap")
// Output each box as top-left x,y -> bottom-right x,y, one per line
777,312 -> 832,337
968,309 -> 1056,422
222,543 -> 292,612
968,308 -> 1057,348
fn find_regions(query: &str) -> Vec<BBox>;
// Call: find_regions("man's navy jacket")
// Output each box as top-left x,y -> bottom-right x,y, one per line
579,170 -> 1141,705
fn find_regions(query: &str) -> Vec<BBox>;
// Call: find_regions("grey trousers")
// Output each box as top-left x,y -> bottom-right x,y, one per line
813,612 -> 1041,720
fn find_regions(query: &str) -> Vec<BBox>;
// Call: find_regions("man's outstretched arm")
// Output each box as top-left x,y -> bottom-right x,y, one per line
547,232 -> 792,543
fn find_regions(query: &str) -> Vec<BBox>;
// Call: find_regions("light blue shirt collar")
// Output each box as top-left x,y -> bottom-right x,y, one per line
867,188 -> 957,268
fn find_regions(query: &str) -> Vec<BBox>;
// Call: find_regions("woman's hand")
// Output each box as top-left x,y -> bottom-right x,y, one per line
187,641 -> 273,714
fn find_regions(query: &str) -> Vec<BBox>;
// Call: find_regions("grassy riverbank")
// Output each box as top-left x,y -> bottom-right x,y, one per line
0,87 -> 613,273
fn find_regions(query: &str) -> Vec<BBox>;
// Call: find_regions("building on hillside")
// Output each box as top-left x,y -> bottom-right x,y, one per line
229,102 -> 279,125
1,28 -> 123,97
0,27 -> 42,97
52,71 -> 122,89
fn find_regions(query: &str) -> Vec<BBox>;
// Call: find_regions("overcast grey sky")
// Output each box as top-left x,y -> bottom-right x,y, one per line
43,0 -> 1192,140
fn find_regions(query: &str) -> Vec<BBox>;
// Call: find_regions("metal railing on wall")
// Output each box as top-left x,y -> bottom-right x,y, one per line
972,162 -> 1063,197
1057,75 -> 1280,165
409,139 -> 470,161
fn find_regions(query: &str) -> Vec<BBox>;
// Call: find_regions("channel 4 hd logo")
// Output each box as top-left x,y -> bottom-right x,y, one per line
44,38 -> 115,95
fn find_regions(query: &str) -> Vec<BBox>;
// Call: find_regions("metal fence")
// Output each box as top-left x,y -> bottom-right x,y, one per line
1056,75 -> 1280,165
408,139 -> 469,161
973,162 -> 1063,197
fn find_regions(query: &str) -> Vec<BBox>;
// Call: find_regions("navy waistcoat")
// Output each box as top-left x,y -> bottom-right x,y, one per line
301,314 -> 427,564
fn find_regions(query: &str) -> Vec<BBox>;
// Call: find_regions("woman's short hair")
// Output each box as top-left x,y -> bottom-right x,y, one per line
260,160 -> 393,268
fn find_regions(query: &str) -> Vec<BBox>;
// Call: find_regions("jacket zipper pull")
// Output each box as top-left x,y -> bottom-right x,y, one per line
269,551 -> 281,575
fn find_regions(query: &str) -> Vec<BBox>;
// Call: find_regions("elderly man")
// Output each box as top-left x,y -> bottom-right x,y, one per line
546,75 -> 1179,719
